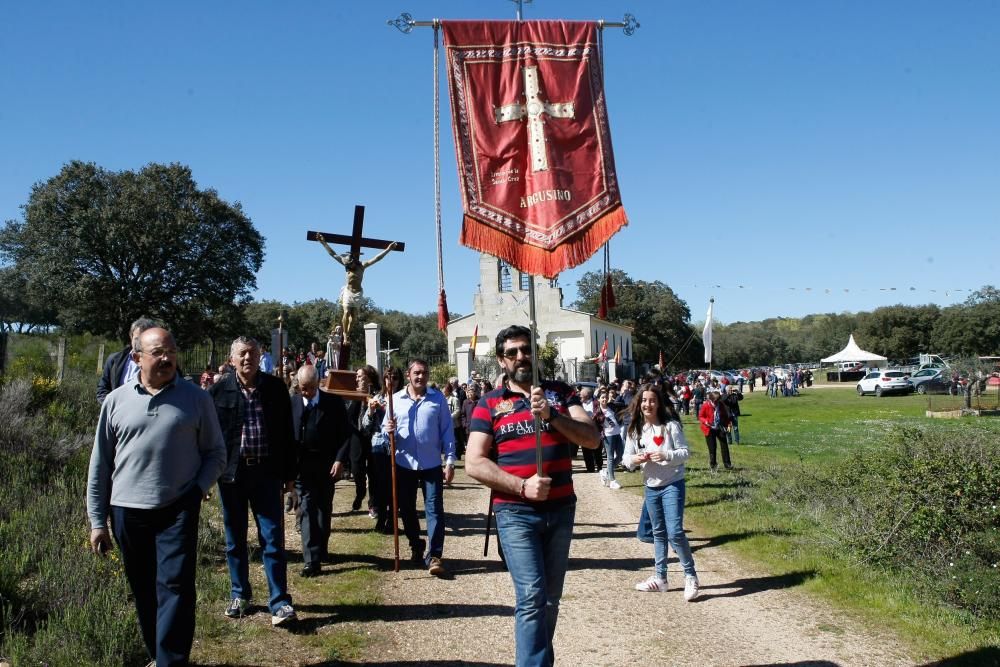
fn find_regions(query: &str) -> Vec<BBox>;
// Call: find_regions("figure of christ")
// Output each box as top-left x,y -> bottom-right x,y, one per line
316,235 -> 398,337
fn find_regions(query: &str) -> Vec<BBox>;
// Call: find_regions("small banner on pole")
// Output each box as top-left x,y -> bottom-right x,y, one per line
443,20 -> 628,278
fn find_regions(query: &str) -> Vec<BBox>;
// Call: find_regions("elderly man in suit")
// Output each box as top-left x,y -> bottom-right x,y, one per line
291,365 -> 349,576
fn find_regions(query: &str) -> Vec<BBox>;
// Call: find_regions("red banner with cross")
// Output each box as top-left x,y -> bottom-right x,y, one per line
442,20 -> 628,278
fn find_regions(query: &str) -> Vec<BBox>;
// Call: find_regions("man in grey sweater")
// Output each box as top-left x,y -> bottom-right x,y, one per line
87,327 -> 226,667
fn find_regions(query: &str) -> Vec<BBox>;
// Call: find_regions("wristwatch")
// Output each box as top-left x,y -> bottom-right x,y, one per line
543,410 -> 561,424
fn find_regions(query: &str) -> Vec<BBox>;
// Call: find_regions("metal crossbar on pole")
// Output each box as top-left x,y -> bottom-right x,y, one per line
388,12 -> 640,35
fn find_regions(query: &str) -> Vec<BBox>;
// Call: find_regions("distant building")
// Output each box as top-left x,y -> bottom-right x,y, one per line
446,254 -> 633,383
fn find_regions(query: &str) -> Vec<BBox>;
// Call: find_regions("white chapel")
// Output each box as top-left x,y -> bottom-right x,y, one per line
446,254 -> 633,382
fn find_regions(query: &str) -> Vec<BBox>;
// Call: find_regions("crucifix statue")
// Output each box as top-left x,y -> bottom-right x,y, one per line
307,205 -> 405,340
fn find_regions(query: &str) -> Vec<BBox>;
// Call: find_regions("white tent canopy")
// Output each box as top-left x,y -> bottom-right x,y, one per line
821,334 -> 888,364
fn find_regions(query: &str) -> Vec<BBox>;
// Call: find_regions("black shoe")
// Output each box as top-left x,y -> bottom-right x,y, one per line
301,563 -> 321,577
351,497 -> 363,512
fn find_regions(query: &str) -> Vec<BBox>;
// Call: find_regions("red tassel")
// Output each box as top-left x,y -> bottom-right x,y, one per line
459,205 -> 628,279
598,284 -> 608,320
437,289 -> 450,331
605,273 -> 616,309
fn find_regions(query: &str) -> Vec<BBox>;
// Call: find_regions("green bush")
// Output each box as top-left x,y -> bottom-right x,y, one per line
789,425 -> 1000,621
0,375 -> 146,665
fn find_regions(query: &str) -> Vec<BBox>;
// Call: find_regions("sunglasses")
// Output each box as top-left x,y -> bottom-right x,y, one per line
501,344 -> 532,359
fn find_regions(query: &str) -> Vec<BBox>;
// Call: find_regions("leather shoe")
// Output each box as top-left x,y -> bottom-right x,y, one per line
301,564 -> 321,578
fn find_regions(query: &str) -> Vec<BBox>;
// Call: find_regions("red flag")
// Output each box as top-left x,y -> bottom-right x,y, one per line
605,273 -> 616,309
437,289 -> 449,331
614,343 -> 621,365
597,337 -> 608,363
443,21 -> 628,278
469,325 -> 479,354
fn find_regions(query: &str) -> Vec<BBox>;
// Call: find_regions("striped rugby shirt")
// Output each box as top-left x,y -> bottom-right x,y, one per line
469,380 -> 581,509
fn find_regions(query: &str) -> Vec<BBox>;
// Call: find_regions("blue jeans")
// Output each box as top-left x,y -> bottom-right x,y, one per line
396,465 -> 445,560
494,502 -> 576,667
644,481 -> 696,580
111,486 -> 201,666
603,434 -> 624,481
727,415 -> 740,444
218,464 -> 291,613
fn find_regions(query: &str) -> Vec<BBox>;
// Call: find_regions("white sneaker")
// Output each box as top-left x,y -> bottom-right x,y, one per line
635,576 -> 666,592
599,469 -> 609,487
684,575 -> 700,601
608,480 -> 621,490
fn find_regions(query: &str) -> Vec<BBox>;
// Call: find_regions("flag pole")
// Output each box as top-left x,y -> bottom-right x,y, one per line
528,278 -> 543,476
385,376 -> 401,572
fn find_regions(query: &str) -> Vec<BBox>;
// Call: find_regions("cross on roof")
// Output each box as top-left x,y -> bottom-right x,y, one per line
306,205 -> 406,257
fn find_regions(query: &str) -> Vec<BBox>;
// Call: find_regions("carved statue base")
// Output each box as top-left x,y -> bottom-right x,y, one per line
337,341 -> 351,370
323,369 -> 367,401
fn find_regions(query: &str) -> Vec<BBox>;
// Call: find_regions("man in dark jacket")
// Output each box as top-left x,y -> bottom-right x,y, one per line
290,365 -> 349,576
96,317 -> 158,403
209,336 -> 298,627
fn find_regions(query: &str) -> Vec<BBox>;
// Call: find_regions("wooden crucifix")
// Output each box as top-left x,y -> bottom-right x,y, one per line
307,205 -> 405,342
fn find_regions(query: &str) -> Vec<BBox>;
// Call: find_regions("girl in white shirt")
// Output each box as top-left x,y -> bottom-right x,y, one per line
623,383 -> 699,600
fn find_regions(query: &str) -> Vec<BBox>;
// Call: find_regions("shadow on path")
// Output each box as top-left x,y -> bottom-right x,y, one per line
688,529 -> 793,552
284,601 -> 514,634
694,570 -> 817,600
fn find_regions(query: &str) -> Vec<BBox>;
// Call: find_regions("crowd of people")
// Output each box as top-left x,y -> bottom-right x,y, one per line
88,317 -> 741,666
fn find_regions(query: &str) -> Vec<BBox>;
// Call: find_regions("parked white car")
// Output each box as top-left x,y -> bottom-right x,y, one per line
857,370 -> 913,397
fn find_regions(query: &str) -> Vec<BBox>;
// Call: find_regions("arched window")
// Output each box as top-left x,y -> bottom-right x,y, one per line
498,260 -> 512,292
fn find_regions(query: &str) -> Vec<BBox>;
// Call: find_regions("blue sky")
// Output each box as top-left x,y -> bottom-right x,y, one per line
2,1 -> 998,326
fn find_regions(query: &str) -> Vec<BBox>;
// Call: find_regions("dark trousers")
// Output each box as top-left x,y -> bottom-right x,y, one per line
111,487 -> 201,667
350,438 -> 372,507
454,426 -> 467,459
396,465 -> 445,559
705,429 -> 732,469
296,457 -> 334,565
582,446 -> 603,472
371,451 -> 393,531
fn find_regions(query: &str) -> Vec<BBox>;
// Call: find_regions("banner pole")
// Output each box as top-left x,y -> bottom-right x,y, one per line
386,377 -> 401,572
528,277 -> 543,476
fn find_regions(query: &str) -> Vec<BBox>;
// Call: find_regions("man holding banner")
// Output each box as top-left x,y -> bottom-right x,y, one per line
443,18 -> 624,664
465,325 -> 600,667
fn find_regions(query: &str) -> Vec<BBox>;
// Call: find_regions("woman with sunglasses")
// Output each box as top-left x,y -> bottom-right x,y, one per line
623,383 -> 699,600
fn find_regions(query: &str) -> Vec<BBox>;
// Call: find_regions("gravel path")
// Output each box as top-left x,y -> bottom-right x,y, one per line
363,463 -> 915,667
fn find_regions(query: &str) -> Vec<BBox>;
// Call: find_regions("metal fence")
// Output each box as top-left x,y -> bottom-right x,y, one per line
925,383 -> 1000,412
0,333 -> 231,384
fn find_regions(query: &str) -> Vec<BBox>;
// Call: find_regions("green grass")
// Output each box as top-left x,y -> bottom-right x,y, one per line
618,385 -> 1000,663
190,502 -> 386,665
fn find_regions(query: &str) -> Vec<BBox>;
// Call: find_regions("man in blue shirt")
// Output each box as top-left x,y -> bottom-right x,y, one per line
383,358 -> 456,576
259,344 -> 275,375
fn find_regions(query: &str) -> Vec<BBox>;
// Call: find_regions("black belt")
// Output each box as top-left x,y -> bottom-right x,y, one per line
242,456 -> 268,466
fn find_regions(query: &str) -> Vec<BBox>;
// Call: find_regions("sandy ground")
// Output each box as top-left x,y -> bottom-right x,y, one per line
360,462 -> 916,667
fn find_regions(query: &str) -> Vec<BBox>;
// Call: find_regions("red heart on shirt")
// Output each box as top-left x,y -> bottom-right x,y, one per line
653,435 -> 665,446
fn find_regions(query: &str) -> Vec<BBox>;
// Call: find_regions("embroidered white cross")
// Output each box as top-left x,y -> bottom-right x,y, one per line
494,65 -> 576,173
